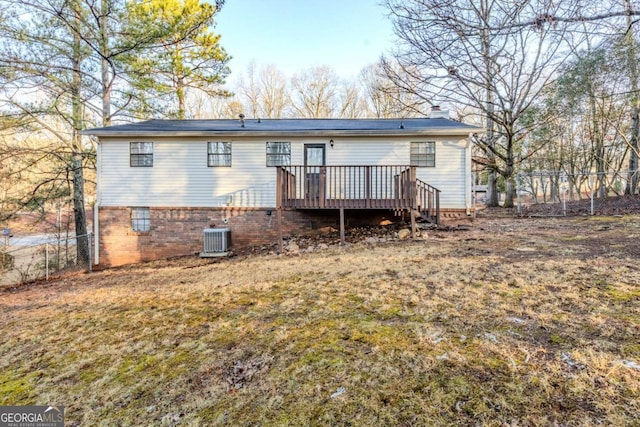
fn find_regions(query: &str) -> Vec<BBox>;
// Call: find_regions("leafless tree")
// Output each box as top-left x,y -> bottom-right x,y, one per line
235,63 -> 289,118
337,81 -> 367,119
623,0 -> 640,194
236,62 -> 262,118
524,32 -> 633,198
290,65 -> 339,118
259,65 -> 290,118
383,0 -> 578,207
360,62 -> 426,118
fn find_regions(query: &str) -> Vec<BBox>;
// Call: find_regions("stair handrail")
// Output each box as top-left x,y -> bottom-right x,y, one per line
416,178 -> 440,224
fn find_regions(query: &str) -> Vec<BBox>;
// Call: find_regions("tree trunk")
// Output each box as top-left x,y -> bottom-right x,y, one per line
629,110 -> 639,194
487,170 -> 499,206
481,1 -> 499,207
586,76 -> 606,199
597,155 -> 606,198
72,0 -> 89,264
504,177 -> 515,208
101,0 -> 111,126
71,149 -> 89,264
625,0 -> 639,194
503,148 -> 515,208
177,75 -> 186,119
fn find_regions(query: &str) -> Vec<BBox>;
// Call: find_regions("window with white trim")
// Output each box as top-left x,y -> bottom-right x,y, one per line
131,207 -> 150,232
207,142 -> 232,167
410,141 -> 436,167
130,142 -> 153,167
266,141 -> 291,166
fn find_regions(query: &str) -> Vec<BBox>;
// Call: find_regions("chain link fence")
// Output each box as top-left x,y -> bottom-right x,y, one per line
1,233 -> 93,287
516,170 -> 639,216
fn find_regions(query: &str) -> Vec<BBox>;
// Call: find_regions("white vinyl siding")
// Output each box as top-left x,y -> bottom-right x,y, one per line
414,141 -> 466,208
101,138 -> 277,208
99,136 -> 468,209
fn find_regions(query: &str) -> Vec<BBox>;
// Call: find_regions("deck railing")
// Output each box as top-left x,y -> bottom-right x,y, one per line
416,179 -> 440,224
277,165 -> 440,223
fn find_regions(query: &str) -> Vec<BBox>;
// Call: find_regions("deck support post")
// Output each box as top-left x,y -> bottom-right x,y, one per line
339,207 -> 345,245
276,167 -> 284,253
410,209 -> 417,239
277,208 -> 283,253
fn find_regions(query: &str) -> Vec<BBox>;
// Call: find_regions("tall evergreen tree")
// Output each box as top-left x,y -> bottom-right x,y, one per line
0,0 -> 230,264
124,0 -> 230,119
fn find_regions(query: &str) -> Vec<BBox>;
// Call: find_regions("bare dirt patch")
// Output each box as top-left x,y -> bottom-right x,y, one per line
1,215 -> 639,426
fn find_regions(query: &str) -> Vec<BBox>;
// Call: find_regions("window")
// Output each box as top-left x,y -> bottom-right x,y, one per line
131,207 -> 150,232
207,142 -> 232,167
410,141 -> 436,167
266,141 -> 291,166
130,142 -> 153,167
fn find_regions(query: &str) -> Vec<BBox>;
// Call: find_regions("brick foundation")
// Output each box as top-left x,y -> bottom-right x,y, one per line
97,207 -> 343,267
96,206 -> 471,267
438,209 -> 475,222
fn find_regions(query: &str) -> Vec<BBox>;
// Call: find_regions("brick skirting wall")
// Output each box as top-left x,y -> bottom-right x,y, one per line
97,207 -> 342,267
97,206 -> 472,267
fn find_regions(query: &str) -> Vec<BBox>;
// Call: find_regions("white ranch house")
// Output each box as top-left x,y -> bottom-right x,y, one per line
84,116 -> 481,266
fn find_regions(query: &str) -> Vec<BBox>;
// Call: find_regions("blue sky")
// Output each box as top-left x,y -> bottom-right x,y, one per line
214,0 -> 396,80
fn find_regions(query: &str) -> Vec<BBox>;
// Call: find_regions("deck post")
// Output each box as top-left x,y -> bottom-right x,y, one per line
320,167 -> 326,209
339,207 -> 345,245
410,209 -> 416,239
277,208 -> 283,253
365,166 -> 371,208
276,168 -> 284,252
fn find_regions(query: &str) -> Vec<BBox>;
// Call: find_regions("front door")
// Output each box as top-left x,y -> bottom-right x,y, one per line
304,144 -> 326,205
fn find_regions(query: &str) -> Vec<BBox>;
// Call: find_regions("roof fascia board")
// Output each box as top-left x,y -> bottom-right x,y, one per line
83,128 -> 480,138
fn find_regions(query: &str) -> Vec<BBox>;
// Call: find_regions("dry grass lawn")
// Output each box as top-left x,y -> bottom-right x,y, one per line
1,216 -> 639,426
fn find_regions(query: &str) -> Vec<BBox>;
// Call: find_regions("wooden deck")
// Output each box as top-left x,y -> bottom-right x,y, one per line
276,165 -> 440,224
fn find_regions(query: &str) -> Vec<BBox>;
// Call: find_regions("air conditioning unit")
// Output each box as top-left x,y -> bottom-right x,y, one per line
200,228 -> 231,257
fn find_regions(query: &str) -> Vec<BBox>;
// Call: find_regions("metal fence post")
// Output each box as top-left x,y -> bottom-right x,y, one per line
88,232 -> 92,272
516,172 -> 522,216
561,172 -> 567,217
589,174 -> 595,216
45,242 -> 49,281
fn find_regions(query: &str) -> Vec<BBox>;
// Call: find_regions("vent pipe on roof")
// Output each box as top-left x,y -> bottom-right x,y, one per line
239,113 -> 245,128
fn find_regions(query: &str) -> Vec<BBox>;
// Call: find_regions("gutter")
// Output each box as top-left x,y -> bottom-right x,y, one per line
80,128 -> 480,139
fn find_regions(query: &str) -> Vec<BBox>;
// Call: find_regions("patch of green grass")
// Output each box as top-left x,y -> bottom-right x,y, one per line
606,284 -> 640,301
620,343 -> 640,357
549,333 -> 566,345
0,371 -> 38,404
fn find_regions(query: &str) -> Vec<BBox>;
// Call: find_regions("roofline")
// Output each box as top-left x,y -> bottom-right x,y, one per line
82,128 -> 481,138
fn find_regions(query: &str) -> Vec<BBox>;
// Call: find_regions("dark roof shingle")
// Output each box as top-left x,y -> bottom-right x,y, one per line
83,118 -> 481,137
